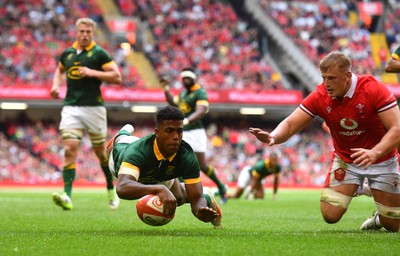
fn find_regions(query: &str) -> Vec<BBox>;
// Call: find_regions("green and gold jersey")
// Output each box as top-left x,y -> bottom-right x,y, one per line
112,134 -> 201,185
250,159 -> 282,180
175,84 -> 209,131
58,41 -> 114,106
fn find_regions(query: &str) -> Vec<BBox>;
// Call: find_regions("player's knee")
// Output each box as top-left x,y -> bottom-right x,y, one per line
63,145 -> 78,159
321,207 -> 342,223
320,188 -> 352,223
320,188 -> 352,209
376,202 -> 400,232
62,129 -> 83,141
90,133 -> 106,146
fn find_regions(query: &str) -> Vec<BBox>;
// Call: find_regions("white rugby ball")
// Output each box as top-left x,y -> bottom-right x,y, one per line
136,194 -> 174,226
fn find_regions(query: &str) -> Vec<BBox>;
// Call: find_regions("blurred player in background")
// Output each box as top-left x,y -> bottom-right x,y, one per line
107,106 -> 222,227
227,152 -> 281,200
160,68 -> 228,203
250,51 -> 400,232
50,17 -> 122,210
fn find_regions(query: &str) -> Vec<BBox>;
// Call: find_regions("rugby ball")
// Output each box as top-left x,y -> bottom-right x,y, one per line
136,194 -> 174,226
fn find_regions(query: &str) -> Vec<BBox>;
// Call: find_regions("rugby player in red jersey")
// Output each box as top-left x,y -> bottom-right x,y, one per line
250,51 -> 400,232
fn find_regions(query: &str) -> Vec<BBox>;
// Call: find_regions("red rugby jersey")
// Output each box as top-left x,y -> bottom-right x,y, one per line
300,74 -> 398,163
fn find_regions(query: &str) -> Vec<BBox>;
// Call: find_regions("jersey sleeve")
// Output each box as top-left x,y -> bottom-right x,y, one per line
299,88 -> 323,118
391,46 -> 400,60
98,47 -> 114,70
119,147 -> 146,180
371,79 -> 397,112
181,147 -> 202,184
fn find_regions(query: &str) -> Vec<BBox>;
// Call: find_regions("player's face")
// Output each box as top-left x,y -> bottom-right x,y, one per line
182,77 -> 195,89
269,155 -> 278,165
321,65 -> 352,98
76,23 -> 94,48
155,120 -> 183,157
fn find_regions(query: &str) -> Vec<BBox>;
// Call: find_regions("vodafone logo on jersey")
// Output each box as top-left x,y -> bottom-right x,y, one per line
338,118 -> 365,136
340,118 -> 358,130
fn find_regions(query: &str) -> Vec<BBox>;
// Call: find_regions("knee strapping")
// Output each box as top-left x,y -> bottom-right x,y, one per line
320,188 -> 352,209
61,129 -> 83,140
90,133 -> 106,146
376,202 -> 400,219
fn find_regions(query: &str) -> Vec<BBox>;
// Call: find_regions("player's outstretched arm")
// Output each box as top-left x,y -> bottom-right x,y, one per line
385,58 -> 400,73
185,183 -> 219,223
196,207 -> 219,222
249,128 -> 275,146
250,107 -> 313,146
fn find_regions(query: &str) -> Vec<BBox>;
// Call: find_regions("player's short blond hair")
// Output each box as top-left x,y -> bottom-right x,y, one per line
75,17 -> 96,29
319,51 -> 351,73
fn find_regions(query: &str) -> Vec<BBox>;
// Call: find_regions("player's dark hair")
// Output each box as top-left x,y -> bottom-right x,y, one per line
156,106 -> 184,125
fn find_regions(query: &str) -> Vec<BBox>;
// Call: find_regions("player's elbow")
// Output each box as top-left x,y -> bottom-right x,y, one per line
116,185 -> 128,199
116,183 -> 135,200
384,60 -> 397,73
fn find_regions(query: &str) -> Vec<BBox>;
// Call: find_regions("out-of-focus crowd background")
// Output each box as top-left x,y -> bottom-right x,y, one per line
0,0 -> 399,187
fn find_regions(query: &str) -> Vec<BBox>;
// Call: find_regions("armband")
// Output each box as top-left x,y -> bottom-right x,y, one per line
163,85 -> 170,91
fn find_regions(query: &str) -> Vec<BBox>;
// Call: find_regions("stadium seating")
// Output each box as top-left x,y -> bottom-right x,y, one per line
0,0 -> 143,88
115,0 -> 284,90
260,0 -> 383,78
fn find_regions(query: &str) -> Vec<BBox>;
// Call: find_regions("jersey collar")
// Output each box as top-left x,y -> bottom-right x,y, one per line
189,84 -> 201,91
153,138 -> 177,161
72,41 -> 96,51
343,73 -> 357,99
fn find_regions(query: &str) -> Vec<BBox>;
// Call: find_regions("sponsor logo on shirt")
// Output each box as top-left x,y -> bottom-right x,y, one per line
338,118 -> 365,136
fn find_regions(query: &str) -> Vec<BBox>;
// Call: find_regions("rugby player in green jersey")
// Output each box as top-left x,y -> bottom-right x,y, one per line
228,152 -> 281,200
160,68 -> 228,204
50,17 -> 122,210
107,106 -> 222,227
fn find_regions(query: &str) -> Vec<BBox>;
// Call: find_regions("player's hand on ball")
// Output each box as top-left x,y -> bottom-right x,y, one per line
157,189 -> 177,217
196,207 -> 219,223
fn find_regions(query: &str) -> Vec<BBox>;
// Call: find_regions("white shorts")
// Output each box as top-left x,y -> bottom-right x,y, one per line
326,154 -> 400,194
59,106 -> 107,135
237,165 -> 252,189
183,128 -> 207,153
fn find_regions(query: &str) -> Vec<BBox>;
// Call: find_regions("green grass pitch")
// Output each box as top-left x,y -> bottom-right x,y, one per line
0,187 -> 398,256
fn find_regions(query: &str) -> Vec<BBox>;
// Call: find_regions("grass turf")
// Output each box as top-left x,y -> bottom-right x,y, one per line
0,187 -> 398,256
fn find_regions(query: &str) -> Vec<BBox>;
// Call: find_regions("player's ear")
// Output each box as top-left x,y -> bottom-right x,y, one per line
155,128 -> 159,137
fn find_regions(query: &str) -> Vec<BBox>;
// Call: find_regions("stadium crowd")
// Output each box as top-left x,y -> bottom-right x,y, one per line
0,0 -> 143,88
116,0 -> 283,91
261,0 -> 379,77
2,0 -> 398,89
0,119 -> 332,187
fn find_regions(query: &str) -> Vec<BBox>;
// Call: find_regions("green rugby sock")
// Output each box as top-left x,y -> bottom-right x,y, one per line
63,165 -> 76,198
205,166 -> 226,194
101,164 -> 115,190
